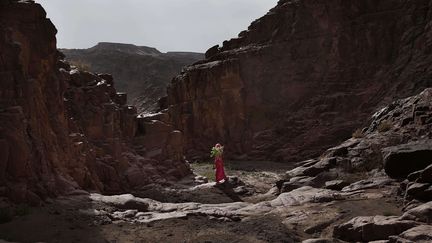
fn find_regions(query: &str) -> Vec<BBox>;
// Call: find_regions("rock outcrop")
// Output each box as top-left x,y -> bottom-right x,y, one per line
61,43 -> 204,114
383,142 -> 432,179
0,0 -> 190,204
333,216 -> 419,242
254,87 -> 432,241
166,0 -> 432,161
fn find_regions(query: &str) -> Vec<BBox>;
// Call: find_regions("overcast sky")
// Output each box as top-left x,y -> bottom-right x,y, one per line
35,0 -> 278,53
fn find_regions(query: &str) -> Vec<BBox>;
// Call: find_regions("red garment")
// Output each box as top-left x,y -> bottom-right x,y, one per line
215,156 -> 226,183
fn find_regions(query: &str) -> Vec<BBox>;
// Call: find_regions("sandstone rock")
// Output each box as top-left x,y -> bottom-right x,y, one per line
205,45 -> 220,59
0,1 -> 192,204
418,164 -> 432,183
325,180 -> 349,191
281,176 -> 315,193
341,177 -> 394,192
324,139 -> 359,157
382,141 -> 432,178
194,175 -> 208,184
333,216 -> 418,242
401,201 -> 432,223
407,170 -> 423,182
233,186 -> 250,195
61,43 -> 203,114
406,183 -> 432,201
166,0 -> 432,161
226,176 -> 245,188
389,225 -> 432,243
90,194 -> 149,212
112,209 -> 138,219
272,187 -> 342,207
302,238 -> 335,243
286,158 -> 336,178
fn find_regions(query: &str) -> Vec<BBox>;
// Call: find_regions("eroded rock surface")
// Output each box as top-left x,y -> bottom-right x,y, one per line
0,0 -> 190,204
166,0 -> 432,161
333,216 -> 418,242
61,43 -> 204,114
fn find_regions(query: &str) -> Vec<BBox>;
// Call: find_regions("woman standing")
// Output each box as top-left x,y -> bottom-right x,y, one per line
211,143 -> 227,184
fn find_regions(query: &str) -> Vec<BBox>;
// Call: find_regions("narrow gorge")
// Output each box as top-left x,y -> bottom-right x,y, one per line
1,0 -> 432,242
166,0 -> 432,161
61,43 -> 203,114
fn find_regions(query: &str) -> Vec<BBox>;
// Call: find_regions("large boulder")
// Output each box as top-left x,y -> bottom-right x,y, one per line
389,225 -> 432,242
333,216 -> 418,242
382,141 -> 432,179
272,186 -> 342,207
406,183 -> 432,201
401,201 -> 432,223
418,164 -> 432,183
90,194 -> 150,212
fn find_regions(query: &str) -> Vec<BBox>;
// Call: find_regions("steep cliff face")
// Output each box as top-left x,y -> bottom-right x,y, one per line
167,0 -> 432,161
0,0 -> 190,204
61,43 -> 204,114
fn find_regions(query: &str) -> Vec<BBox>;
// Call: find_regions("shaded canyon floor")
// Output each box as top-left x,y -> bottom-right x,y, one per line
0,161 -> 404,243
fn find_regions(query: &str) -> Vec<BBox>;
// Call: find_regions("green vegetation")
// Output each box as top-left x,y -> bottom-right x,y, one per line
190,162 -> 215,182
210,146 -> 223,158
202,170 -> 216,182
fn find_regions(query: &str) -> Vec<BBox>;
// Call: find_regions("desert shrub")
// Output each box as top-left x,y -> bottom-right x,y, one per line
378,120 -> 393,133
352,128 -> 364,138
202,169 -> 215,182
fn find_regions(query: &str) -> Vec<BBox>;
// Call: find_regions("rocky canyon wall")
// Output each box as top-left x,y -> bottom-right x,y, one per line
167,0 -> 432,161
61,43 -> 204,114
0,0 -> 190,204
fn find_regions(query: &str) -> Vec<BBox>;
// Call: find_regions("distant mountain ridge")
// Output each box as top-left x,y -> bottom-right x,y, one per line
61,42 -> 204,114
87,42 -> 162,55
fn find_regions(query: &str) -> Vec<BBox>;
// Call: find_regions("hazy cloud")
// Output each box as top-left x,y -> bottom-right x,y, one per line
35,0 -> 278,52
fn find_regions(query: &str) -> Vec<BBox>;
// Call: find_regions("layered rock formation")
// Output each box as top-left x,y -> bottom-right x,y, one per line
276,87 -> 432,241
3,87 -> 429,242
167,0 -> 432,161
61,43 -> 203,114
0,0 -> 190,204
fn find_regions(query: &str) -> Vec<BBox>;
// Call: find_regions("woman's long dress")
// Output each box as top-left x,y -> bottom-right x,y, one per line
215,156 -> 226,183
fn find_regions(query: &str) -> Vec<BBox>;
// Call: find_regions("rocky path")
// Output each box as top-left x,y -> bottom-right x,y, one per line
1,159 -> 426,243
0,161 -> 301,243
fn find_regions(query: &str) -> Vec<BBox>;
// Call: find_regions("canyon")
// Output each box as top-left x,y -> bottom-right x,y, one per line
1,0 -> 432,242
61,43 -> 203,114
0,0 -> 190,205
166,0 -> 432,161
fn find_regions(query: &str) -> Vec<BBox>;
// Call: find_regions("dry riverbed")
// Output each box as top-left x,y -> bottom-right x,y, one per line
0,160 -> 404,243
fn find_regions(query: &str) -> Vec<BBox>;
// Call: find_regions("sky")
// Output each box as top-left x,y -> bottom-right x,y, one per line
35,0 -> 278,53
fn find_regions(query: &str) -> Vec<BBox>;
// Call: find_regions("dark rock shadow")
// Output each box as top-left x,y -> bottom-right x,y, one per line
0,195 -> 110,243
215,182 -> 243,202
